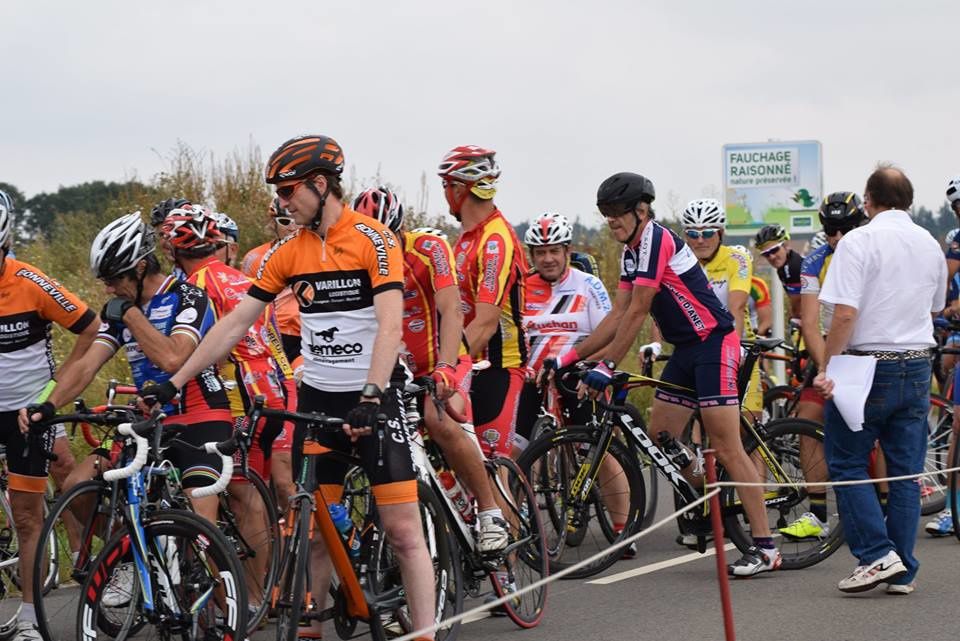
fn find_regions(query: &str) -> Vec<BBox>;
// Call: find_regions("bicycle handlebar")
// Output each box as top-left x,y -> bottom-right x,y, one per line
191,439 -> 236,498
102,422 -> 150,482
405,378 -> 471,424
248,395 -> 345,431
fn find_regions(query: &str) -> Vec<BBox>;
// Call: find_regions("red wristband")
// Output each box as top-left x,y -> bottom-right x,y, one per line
558,348 -> 580,369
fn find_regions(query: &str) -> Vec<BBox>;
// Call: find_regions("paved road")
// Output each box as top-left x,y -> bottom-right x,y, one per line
36,488 -> 959,641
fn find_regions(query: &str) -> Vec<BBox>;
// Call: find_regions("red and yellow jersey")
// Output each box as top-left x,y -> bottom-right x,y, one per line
0,259 -> 97,410
188,256 -> 293,376
454,209 -> 528,369
243,241 -> 301,338
401,230 -> 466,377
248,207 -> 403,392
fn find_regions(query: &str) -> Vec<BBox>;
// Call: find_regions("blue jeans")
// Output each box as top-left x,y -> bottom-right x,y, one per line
824,357 -> 930,583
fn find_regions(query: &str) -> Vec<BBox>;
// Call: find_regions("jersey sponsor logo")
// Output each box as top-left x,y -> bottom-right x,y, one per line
382,228 -> 398,249
482,254 -> 499,293
175,308 -> 198,324
14,268 -> 79,313
622,251 -> 637,276
662,282 -> 707,332
525,318 -> 578,332
403,289 -> 418,300
292,280 -> 316,307
316,326 -> 339,342
429,244 -> 451,276
731,251 -> 749,279
98,321 -> 110,333
0,321 -> 29,333
486,239 -> 500,254
635,225 -> 653,273
407,319 -> 426,333
587,277 -> 611,306
460,301 -> 472,315
354,223 -> 391,276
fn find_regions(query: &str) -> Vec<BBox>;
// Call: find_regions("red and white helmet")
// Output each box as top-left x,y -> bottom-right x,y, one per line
524,212 -> 573,246
353,186 -> 404,233
160,204 -> 223,253
437,145 -> 500,199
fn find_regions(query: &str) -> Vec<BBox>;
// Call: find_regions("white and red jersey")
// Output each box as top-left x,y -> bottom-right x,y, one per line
523,267 -> 611,370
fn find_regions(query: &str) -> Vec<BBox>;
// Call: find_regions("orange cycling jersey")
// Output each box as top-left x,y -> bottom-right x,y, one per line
401,230 -> 466,377
454,209 -> 528,369
0,259 -> 96,410
248,206 -> 403,392
243,241 -> 301,339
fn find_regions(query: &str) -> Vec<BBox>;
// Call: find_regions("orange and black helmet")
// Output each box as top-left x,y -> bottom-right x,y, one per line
265,135 -> 345,184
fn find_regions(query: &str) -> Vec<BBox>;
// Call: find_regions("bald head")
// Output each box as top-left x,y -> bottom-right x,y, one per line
864,163 -> 913,214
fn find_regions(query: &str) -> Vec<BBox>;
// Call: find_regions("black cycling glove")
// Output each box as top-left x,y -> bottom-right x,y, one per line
140,380 -> 179,406
25,401 -> 56,424
101,297 -> 134,323
345,401 -> 386,430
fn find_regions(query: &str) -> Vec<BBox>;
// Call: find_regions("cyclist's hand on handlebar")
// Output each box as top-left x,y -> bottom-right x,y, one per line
18,402 -> 55,434
344,400 -> 384,442
139,380 -> 179,408
578,361 -> 615,399
537,357 -> 559,386
430,363 -> 457,400
638,341 -> 662,366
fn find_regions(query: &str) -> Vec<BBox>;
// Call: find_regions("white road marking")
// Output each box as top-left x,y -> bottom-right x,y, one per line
586,543 -> 738,585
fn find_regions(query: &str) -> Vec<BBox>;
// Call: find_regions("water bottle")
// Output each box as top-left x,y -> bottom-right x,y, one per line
328,503 -> 361,558
656,431 -> 692,469
439,471 -> 475,524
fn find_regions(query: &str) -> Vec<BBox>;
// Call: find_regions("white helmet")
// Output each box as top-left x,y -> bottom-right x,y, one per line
90,212 -> 156,280
0,190 -> 13,250
681,198 -> 726,229
946,228 -> 960,245
809,230 -> 828,251
524,212 -> 573,246
411,226 -> 448,241
211,211 -> 239,243
948,177 -> 960,204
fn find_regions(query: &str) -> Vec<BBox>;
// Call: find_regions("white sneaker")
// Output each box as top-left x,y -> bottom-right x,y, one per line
102,562 -> 136,607
477,514 -> 509,554
13,620 -> 42,641
886,580 -> 916,595
837,550 -> 907,593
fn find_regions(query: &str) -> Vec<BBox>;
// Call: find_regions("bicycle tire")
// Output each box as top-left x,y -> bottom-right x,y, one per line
487,455 -> 548,628
34,479 -> 122,641
0,494 -> 20,639
367,479 -> 463,641
276,498 -> 312,641
623,403 -> 658,530
517,426 -> 645,580
763,384 -> 798,421
219,467 -> 280,633
922,395 -> 952,515
950,437 -> 960,541
720,418 -> 844,570
76,508 -> 247,641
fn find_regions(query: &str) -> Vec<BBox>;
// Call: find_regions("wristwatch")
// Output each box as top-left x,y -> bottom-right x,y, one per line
360,383 -> 383,400
601,359 -> 617,371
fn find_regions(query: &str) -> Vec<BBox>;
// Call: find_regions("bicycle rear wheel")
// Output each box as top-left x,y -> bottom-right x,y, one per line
34,480 -> 122,641
486,455 -> 548,629
76,508 -> 247,641
0,492 -> 20,639
720,418 -> 844,570
517,426 -> 645,579
922,396 -> 952,515
220,467 -> 280,633
949,437 -> 960,541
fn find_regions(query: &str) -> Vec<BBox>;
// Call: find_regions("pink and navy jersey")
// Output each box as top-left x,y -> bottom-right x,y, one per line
619,222 -> 733,346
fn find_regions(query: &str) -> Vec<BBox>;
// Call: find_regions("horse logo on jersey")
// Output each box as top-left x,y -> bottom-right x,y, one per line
316,327 -> 340,343
292,280 -> 316,307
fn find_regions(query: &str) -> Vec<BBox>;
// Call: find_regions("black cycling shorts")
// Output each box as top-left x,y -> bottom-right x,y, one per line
296,366 -> 415,495
0,410 -> 54,493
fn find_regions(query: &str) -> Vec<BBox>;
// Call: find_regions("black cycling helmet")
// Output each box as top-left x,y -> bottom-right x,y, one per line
754,223 -> 789,251
818,192 -> 865,227
597,172 -> 656,245
569,251 -> 599,277
596,172 -> 656,208
150,197 -> 191,227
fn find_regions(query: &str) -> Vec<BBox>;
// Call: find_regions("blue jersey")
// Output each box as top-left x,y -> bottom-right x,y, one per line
800,244 -> 835,331
95,275 -> 230,422
619,222 -> 733,346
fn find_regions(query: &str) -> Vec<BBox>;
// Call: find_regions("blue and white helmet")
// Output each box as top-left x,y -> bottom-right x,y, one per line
211,211 -> 239,244
809,231 -> 828,251
945,228 -> 959,245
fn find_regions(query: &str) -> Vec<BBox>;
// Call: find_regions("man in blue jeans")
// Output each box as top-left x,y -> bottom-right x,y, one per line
814,164 -> 946,595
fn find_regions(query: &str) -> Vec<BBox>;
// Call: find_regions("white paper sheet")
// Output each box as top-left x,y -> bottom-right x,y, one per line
825,355 -> 877,432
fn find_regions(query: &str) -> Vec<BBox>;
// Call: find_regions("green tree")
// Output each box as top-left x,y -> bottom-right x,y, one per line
24,180 -> 153,239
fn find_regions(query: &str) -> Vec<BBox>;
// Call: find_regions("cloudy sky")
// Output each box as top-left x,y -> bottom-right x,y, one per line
2,1 -> 957,226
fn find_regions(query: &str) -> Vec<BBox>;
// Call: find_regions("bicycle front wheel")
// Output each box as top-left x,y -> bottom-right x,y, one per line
77,508 -> 247,641
720,418 -> 844,570
34,479 -> 121,641
487,455 -> 548,629
517,426 -> 645,580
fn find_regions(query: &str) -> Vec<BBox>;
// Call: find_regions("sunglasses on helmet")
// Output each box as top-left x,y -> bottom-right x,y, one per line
684,228 -> 718,240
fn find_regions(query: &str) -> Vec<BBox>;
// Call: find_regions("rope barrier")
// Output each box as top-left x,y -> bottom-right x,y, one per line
393,488 -> 722,641
706,464 -> 960,488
